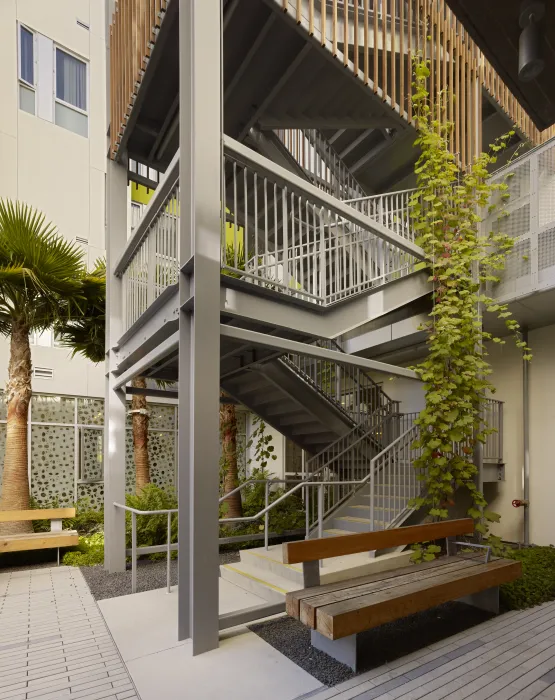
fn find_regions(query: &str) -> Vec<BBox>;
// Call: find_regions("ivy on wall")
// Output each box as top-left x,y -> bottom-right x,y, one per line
408,60 -> 531,561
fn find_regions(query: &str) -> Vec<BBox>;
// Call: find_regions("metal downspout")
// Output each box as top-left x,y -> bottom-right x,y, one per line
523,328 -> 530,546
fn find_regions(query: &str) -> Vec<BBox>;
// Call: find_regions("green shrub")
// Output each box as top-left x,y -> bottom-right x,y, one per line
30,496 -> 103,535
125,484 -> 178,556
501,546 -> 555,610
63,532 -> 104,567
219,467 -> 305,545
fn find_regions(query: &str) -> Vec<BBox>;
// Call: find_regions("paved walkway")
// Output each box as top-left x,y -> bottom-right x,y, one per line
301,600 -> 555,700
0,566 -> 139,700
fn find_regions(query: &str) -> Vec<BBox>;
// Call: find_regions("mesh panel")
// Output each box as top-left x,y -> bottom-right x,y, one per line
492,203 -> 530,238
539,145 -> 555,228
539,228 -> 555,271
501,239 -> 531,282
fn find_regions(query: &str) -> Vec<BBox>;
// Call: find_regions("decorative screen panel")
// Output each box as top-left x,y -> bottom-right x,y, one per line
539,145 -> 555,229
149,431 -> 176,491
77,482 -> 104,510
78,398 -> 104,426
80,428 -> 103,481
31,425 -> 75,506
539,228 -> 555,271
149,404 -> 176,430
32,395 -> 75,424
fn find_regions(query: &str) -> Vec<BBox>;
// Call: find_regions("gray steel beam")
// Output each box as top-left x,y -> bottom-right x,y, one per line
104,160 -> 128,573
112,332 -> 179,390
223,136 -> 424,259
178,0 -> 221,654
219,325 -> 419,380
222,270 -> 430,339
523,327 -> 530,546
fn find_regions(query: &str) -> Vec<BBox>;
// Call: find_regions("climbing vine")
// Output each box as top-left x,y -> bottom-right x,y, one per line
408,60 -> 531,561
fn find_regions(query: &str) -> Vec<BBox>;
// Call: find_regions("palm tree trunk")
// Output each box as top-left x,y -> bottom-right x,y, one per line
0,322 -> 32,534
220,393 -> 243,518
132,376 -> 150,493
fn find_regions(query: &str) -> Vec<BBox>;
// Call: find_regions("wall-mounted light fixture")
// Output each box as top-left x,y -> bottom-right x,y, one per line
519,0 -> 545,82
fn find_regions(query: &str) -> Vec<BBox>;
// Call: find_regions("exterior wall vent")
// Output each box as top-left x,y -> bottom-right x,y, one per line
33,367 -> 54,380
76,20 -> 90,30
75,236 -> 89,245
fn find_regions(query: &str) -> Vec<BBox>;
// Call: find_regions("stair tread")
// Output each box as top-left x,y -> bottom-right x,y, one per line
350,504 -> 396,511
220,562 -> 299,594
336,515 -> 379,524
324,529 -> 353,536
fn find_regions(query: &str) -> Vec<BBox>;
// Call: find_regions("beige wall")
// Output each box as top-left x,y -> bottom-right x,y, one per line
487,324 -> 555,546
0,0 -> 106,398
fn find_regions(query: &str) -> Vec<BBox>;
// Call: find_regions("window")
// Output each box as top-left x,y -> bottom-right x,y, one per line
55,48 -> 88,137
18,25 -> 35,114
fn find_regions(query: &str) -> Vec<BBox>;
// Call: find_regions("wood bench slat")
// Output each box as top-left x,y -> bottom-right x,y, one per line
0,509 -> 76,523
315,558 -> 522,640
283,519 -> 474,564
299,557 -> 483,628
1,532 -> 79,554
286,555 -> 479,618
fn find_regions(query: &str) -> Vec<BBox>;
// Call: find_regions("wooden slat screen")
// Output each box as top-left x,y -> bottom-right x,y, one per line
109,0 -> 166,160
109,0 -> 555,164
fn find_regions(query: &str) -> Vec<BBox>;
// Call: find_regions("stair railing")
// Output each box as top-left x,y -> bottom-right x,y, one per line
369,423 -> 424,530
281,337 -> 397,437
344,189 -> 419,245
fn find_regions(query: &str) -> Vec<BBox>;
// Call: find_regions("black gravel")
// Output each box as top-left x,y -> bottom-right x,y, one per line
249,601 -> 494,687
80,551 -> 241,601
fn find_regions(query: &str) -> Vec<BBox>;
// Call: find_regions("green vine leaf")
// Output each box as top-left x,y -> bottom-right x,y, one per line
408,57 -> 531,559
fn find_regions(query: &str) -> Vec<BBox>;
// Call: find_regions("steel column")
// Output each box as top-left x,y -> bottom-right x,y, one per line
177,0 -> 222,654
104,159 -> 128,573
522,328 -> 530,546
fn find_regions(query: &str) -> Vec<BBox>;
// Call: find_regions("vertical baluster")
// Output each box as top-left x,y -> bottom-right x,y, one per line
244,166 -> 249,276
373,0 -> 379,91
233,161 -> 238,270
254,172 -> 259,284
274,183 -> 279,286
264,178 -> 268,284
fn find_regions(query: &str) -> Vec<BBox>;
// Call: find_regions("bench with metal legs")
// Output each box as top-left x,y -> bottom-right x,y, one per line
283,519 -> 521,671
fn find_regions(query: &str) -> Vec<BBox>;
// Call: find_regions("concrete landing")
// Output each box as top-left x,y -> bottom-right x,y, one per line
220,543 -> 413,602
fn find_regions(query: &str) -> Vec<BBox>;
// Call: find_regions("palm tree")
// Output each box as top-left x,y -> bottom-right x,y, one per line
55,259 -> 106,363
0,200 -> 86,534
220,392 -> 242,518
130,376 -> 150,492
55,260 -> 152,494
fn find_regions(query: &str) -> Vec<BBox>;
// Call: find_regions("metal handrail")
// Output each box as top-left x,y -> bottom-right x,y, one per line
343,188 -> 418,203
114,503 -> 177,595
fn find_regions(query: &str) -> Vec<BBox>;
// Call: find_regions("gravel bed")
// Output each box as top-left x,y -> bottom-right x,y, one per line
80,550 -> 241,601
249,601 -> 494,686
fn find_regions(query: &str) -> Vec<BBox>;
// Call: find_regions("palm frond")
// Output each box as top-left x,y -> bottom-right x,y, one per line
54,258 -> 106,363
0,199 -> 87,332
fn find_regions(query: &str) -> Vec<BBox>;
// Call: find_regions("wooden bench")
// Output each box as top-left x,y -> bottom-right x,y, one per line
283,519 -> 521,671
0,509 -> 79,565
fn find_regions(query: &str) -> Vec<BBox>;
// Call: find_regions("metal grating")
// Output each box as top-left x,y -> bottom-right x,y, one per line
539,228 -> 555,271
501,239 -> 531,282
539,144 -> 555,229
493,203 -> 530,238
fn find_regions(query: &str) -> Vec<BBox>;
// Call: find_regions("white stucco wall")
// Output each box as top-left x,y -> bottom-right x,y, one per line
246,415 -> 286,481
0,1 -> 106,398
486,324 -> 555,546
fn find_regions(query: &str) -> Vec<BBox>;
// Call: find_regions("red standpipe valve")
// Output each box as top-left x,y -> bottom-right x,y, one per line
512,499 -> 529,508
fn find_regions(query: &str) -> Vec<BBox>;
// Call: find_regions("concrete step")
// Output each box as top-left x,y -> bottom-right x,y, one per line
323,528 -> 353,537
240,548 -> 304,585
344,504 -> 396,519
219,562 -> 298,603
333,515 -> 385,533
221,547 -> 416,602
